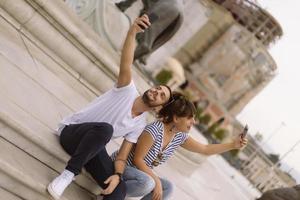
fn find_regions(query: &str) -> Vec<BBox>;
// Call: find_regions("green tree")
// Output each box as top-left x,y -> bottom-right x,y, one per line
195,107 -> 204,120
213,128 -> 228,141
254,132 -> 263,142
206,117 -> 224,134
268,153 -> 280,164
182,90 -> 193,101
229,149 -> 240,157
198,113 -> 211,125
155,69 -> 173,85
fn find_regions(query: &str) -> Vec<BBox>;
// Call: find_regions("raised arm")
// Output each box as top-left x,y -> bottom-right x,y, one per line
181,135 -> 247,156
133,131 -> 163,200
116,15 -> 150,88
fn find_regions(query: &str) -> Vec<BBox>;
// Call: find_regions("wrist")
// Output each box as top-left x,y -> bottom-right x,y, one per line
114,172 -> 123,182
154,177 -> 161,185
231,142 -> 237,149
128,28 -> 137,36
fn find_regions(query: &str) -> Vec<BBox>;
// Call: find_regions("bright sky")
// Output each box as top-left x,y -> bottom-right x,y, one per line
237,0 -> 300,182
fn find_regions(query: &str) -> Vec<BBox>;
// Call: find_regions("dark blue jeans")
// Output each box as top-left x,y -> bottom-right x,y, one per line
60,122 -> 126,200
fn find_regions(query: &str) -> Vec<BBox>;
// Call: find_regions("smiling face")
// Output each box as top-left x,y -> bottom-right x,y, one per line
174,116 -> 196,133
142,85 -> 172,107
158,92 -> 196,131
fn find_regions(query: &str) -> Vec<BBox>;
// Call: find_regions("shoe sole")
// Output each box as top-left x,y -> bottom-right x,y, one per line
47,183 -> 60,200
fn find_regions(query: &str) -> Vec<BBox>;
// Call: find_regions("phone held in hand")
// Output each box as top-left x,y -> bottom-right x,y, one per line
138,13 -> 159,30
241,124 -> 248,139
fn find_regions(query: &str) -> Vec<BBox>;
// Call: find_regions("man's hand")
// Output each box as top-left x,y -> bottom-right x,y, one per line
130,14 -> 151,34
101,174 -> 120,195
152,180 -> 163,200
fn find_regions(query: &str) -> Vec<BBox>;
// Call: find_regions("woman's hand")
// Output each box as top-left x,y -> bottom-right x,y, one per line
233,134 -> 248,149
130,14 -> 151,34
152,179 -> 163,200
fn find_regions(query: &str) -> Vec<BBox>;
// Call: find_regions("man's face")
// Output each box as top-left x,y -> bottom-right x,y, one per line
142,85 -> 171,107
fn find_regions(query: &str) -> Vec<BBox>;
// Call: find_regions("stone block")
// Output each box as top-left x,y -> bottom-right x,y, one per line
0,137 -> 94,200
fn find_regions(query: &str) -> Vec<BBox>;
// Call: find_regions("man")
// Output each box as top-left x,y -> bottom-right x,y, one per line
47,15 -> 173,200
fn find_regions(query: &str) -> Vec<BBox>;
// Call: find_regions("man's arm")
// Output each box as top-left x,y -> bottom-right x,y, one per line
114,140 -> 134,173
101,140 -> 134,195
116,15 -> 150,88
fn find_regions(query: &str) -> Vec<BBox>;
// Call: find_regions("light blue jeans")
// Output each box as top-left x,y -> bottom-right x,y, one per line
124,166 -> 173,199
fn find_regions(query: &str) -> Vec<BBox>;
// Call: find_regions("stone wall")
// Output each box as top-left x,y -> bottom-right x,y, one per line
0,0 -> 149,199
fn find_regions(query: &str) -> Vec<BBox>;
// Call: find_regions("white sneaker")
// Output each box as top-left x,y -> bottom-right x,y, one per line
47,169 -> 74,200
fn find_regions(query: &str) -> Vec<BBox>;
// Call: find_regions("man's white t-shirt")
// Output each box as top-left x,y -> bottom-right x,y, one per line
57,81 -> 147,143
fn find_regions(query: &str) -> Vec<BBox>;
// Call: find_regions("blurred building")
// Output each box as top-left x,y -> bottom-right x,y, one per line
176,0 -> 234,67
174,0 -> 282,131
212,0 -> 283,47
240,136 -> 297,192
189,23 -> 277,116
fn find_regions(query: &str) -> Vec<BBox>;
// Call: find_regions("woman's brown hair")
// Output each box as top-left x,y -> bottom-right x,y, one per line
158,92 -> 196,124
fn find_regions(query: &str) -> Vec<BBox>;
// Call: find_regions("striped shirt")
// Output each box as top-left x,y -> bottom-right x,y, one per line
111,121 -> 189,168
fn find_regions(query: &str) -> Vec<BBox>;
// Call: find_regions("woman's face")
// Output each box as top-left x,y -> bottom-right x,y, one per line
174,116 -> 195,133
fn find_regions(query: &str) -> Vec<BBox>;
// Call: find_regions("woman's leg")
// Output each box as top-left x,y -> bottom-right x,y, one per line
123,166 -> 155,197
141,177 -> 174,200
160,178 -> 174,199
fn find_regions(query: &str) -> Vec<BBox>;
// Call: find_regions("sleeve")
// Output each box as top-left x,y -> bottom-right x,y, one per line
143,121 -> 160,141
124,128 -> 143,143
112,80 -> 136,93
180,133 -> 190,145
124,121 -> 159,143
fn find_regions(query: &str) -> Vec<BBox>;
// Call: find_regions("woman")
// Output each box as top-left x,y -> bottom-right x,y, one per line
112,93 -> 248,200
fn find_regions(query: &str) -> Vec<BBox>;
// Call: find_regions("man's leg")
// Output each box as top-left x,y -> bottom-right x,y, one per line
123,166 -> 155,197
85,149 -> 126,200
60,122 -> 113,175
48,122 -> 113,200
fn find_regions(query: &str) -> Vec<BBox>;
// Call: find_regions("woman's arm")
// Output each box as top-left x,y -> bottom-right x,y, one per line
181,135 -> 247,156
133,131 -> 163,200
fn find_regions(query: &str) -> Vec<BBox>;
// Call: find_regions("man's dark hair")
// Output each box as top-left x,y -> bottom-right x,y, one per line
161,84 -> 173,106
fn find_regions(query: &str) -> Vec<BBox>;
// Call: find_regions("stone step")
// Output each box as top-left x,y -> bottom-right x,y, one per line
0,1 -> 152,200
0,93 -> 110,195
0,187 -> 23,200
0,137 -> 95,200
0,12 -> 107,194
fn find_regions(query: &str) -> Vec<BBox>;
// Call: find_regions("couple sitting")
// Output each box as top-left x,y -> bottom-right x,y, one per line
47,15 -> 247,200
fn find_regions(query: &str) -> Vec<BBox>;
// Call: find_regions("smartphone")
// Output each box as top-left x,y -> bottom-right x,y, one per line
138,13 -> 159,30
241,124 -> 248,138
